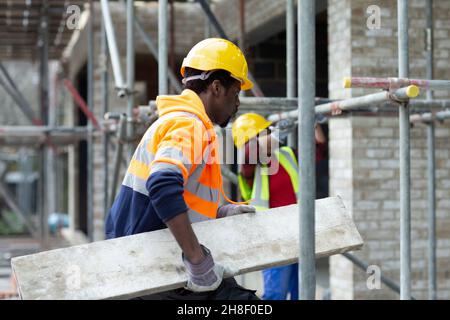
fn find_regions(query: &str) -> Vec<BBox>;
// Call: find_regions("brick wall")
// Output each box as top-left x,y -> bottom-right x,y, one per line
328,117 -> 355,299
328,0 -> 450,300
328,0 -> 352,100
329,116 -> 450,300
327,0 -> 450,301
330,0 -> 450,98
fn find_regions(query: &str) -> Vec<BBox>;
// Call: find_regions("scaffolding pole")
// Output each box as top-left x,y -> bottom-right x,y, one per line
238,96 -> 443,110
426,121 -> 437,301
237,96 -> 448,112
409,99 -> 450,109
169,0 -> 176,92
126,0 -> 136,160
286,0 -> 297,148
46,64 -> 57,244
109,116 -> 127,209
134,16 -> 182,93
267,86 -> 419,122
344,77 -> 450,91
141,97 -> 332,120
18,149 -> 33,218
143,93 -> 450,124
101,16 -> 110,218
0,126 -> 94,146
410,109 -> 450,123
100,0 -> 126,97
87,0 -> 95,242
425,0 -> 437,300
298,0 -> 316,300
238,0 -> 246,53
159,0 -> 168,95
39,1 -> 50,249
286,0 -> 296,99
398,0 -> 411,300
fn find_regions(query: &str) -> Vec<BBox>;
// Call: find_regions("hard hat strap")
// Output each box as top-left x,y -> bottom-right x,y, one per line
182,70 -> 215,85
182,70 -> 243,86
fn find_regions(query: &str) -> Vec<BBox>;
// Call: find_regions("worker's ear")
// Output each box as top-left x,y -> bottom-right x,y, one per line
210,79 -> 222,97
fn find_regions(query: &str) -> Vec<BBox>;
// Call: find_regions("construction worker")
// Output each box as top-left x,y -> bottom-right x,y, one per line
105,38 -> 259,300
232,113 -> 300,300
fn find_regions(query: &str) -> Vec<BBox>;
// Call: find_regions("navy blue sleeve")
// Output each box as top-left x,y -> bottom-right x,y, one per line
146,171 -> 188,223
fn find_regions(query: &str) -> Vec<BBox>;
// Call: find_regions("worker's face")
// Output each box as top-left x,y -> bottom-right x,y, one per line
210,80 -> 241,128
258,129 -> 281,174
257,129 -> 273,159
244,128 -> 279,165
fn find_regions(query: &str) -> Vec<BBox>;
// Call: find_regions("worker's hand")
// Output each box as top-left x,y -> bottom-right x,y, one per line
217,204 -> 256,218
183,245 -> 235,292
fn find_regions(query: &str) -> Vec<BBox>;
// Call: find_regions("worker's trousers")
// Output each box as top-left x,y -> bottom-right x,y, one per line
133,278 -> 260,300
262,263 -> 299,300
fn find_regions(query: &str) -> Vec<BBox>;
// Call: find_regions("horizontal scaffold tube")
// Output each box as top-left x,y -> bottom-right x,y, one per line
344,76 -> 450,91
138,93 -> 450,125
267,85 -> 420,122
410,109 -> 450,123
137,97 -> 333,121
409,99 -> 450,109
0,126 -> 100,146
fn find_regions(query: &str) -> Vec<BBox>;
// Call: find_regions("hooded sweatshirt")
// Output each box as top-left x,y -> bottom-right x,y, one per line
105,89 -> 223,238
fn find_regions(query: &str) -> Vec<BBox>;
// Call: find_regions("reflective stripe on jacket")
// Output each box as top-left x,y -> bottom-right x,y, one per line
124,89 -> 223,222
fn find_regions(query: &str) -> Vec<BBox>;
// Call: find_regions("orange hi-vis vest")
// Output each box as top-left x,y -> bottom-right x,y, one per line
123,89 -> 238,223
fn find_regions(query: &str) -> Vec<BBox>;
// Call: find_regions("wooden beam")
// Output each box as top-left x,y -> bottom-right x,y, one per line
11,197 -> 364,300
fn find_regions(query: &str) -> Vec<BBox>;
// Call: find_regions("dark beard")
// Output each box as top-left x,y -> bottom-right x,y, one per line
219,116 -> 232,128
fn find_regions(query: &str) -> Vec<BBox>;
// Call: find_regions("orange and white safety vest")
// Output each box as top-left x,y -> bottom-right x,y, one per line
123,89 -> 237,222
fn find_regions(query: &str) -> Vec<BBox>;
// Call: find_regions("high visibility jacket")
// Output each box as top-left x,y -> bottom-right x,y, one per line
238,146 -> 299,211
106,89 -> 232,238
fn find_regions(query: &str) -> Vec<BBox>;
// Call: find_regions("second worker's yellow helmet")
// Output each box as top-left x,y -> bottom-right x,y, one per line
232,113 -> 272,149
181,38 -> 253,91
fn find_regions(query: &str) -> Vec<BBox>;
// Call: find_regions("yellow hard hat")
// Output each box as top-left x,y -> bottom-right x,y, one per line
232,113 -> 272,149
181,38 -> 253,91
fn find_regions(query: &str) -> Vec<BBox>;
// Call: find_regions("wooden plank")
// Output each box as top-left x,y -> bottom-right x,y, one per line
11,197 -> 363,300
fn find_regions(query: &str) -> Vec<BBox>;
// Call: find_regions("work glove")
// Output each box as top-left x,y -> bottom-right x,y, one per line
183,245 -> 236,292
315,113 -> 328,124
217,204 -> 256,218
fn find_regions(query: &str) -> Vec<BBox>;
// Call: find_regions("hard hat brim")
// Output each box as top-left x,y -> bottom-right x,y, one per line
241,78 -> 253,91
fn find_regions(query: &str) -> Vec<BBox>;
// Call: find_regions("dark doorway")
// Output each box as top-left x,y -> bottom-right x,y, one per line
76,64 -> 88,235
316,10 -> 329,200
135,54 -> 159,104
316,10 -> 329,98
